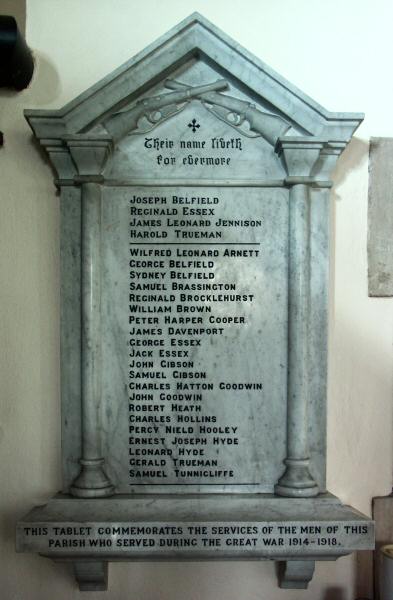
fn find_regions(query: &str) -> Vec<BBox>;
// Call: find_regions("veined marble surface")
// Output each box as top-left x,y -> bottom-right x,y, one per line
100,185 -> 288,493
20,12 -> 368,589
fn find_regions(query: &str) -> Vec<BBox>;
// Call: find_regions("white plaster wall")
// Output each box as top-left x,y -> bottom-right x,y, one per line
0,0 -> 392,598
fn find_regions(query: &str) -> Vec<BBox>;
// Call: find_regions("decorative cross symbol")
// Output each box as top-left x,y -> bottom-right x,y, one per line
188,118 -> 200,133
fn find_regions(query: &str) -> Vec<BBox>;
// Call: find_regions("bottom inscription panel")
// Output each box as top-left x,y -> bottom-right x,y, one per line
17,494 -> 374,559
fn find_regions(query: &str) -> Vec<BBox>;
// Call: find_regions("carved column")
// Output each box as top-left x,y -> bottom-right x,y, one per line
65,136 -> 115,498
274,138 -> 324,498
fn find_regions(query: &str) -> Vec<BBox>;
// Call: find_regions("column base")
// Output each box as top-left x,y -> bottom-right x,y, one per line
70,459 -> 115,498
275,458 -> 319,498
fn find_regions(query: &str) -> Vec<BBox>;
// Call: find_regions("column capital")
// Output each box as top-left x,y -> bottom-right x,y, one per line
276,137 -> 324,181
311,140 -> 346,181
276,137 -> 346,186
64,134 -> 113,178
40,138 -> 77,181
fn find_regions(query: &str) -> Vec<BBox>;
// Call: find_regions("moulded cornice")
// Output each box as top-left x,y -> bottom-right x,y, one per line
24,13 -> 363,145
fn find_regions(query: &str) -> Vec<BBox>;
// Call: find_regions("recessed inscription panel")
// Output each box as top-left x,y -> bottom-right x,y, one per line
18,520 -> 373,557
101,186 -> 288,493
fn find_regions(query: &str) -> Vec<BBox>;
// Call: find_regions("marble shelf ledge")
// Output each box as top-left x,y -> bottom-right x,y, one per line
16,493 -> 373,590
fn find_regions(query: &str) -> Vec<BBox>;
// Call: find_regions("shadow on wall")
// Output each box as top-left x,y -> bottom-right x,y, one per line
24,50 -> 62,182
323,588 -> 372,600
357,550 -> 374,600
331,136 -> 369,194
323,587 -> 345,600
27,50 -> 61,104
329,136 -> 376,600
0,49 -> 61,127
0,50 -> 61,102
327,136 -> 369,326
0,46 -> 61,103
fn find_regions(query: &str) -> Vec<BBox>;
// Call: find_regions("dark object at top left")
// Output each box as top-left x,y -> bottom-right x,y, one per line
0,15 -> 34,90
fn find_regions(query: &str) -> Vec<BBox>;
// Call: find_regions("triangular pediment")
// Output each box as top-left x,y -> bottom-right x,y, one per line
25,12 -> 363,144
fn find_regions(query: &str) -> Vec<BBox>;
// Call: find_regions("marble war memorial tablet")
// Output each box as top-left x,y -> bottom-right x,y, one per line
16,13 -> 374,592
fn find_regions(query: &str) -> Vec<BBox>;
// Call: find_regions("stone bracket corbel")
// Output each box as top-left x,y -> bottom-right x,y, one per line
73,560 -> 108,592
278,560 -> 315,589
59,557 -> 318,591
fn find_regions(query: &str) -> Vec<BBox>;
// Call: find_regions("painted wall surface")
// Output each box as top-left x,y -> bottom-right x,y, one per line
1,1 -> 392,598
